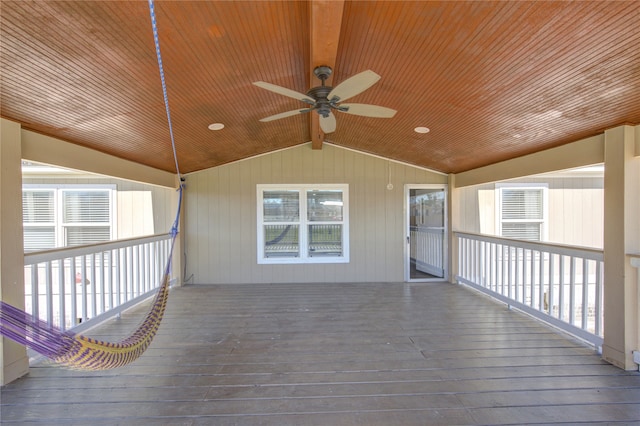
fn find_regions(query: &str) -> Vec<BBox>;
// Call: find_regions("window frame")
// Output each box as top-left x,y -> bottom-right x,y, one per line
495,183 -> 548,241
22,184 -> 116,250
257,184 -> 349,264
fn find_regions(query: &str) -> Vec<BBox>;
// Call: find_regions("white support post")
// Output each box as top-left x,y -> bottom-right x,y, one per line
0,118 -> 30,384
630,256 -> 640,370
173,175 -> 184,287
448,173 -> 459,283
602,124 -> 640,370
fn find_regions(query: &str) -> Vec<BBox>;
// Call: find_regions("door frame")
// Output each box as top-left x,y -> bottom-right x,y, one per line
404,184 -> 448,282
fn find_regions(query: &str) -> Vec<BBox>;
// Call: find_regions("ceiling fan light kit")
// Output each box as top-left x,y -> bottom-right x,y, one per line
253,66 -> 397,134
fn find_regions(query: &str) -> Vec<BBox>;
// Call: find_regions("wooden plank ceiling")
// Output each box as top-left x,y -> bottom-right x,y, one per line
1,1 -> 639,175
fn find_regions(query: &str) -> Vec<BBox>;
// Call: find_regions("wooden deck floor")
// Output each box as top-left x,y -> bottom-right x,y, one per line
2,282 -> 640,425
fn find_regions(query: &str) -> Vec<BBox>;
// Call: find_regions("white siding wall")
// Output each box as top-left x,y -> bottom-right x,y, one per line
457,175 -> 604,248
184,144 -> 447,284
22,175 -> 176,237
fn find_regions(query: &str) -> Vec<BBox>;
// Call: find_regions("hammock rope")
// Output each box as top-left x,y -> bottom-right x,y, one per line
0,0 -> 183,370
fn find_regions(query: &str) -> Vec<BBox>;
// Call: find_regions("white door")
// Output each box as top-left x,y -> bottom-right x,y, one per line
405,185 -> 447,281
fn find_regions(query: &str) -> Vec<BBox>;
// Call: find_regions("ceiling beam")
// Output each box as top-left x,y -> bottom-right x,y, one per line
309,0 -> 345,150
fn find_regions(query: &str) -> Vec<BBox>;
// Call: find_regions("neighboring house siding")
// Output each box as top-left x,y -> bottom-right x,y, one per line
22,175 -> 176,239
184,143 -> 447,284
457,175 -> 604,249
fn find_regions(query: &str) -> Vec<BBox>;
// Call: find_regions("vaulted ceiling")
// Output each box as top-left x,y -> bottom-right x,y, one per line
2,1 -> 639,175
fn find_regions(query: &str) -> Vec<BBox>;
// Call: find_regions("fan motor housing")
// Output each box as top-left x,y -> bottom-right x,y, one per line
306,86 -> 332,100
306,86 -> 333,117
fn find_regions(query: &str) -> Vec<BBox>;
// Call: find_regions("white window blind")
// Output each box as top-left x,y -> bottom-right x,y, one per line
23,190 -> 56,251
501,222 -> 543,241
62,190 -> 111,246
63,191 -> 111,223
501,189 -> 543,220
65,226 -> 111,246
23,190 -> 55,223
498,186 -> 546,241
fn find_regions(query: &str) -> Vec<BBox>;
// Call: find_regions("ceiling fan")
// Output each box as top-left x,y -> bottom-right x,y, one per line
253,66 -> 397,134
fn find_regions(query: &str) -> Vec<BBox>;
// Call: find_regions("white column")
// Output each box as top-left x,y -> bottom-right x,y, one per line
0,118 -> 29,384
448,173 -> 459,283
173,176 -> 185,287
602,124 -> 640,370
631,256 -> 640,370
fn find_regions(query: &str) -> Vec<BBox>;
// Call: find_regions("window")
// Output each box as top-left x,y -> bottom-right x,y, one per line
62,190 -> 112,245
23,190 -> 56,251
23,185 -> 115,251
497,184 -> 547,241
257,184 -> 349,264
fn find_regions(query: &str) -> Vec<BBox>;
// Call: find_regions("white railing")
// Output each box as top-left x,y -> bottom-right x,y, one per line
411,226 -> 444,277
455,232 -> 604,349
23,233 -> 172,332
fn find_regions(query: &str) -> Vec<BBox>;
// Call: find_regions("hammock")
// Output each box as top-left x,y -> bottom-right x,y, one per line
0,0 -> 183,370
0,183 -> 181,370
0,240 -> 173,370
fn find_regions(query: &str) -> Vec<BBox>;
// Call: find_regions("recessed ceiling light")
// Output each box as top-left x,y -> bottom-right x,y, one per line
414,126 -> 430,134
208,123 -> 224,131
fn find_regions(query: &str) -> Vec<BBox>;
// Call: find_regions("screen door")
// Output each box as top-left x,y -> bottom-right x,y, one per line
406,185 -> 446,281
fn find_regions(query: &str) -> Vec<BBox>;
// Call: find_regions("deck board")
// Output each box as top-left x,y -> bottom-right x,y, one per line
2,282 -> 639,425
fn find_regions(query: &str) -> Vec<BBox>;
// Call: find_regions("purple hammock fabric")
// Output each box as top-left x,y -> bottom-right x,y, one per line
0,300 -> 75,359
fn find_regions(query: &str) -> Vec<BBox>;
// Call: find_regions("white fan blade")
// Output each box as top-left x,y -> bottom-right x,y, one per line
327,70 -> 381,102
253,81 -> 315,104
340,103 -> 397,118
259,108 -> 312,122
319,112 -> 336,134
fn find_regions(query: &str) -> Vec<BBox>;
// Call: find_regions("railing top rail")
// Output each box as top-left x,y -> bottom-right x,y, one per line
410,226 -> 445,232
24,233 -> 172,265
454,231 -> 604,261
